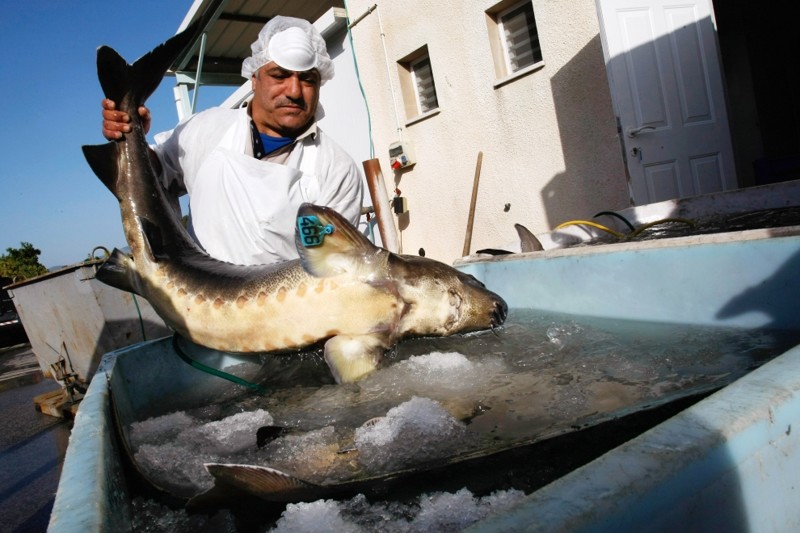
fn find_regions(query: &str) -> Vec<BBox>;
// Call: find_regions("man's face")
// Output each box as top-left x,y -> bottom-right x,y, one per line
251,62 -> 321,138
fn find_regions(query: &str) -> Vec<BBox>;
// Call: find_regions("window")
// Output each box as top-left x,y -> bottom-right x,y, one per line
411,56 -> 439,113
499,2 -> 542,72
398,46 -> 440,123
487,0 -> 544,83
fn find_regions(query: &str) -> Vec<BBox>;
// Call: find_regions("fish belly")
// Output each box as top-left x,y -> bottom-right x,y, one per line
150,275 -> 399,354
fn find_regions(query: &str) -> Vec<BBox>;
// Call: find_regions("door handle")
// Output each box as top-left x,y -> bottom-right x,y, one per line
626,125 -> 656,138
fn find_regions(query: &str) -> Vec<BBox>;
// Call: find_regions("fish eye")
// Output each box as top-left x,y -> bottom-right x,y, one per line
463,274 -> 486,288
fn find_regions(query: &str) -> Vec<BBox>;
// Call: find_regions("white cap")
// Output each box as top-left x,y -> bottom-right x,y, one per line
241,16 -> 334,83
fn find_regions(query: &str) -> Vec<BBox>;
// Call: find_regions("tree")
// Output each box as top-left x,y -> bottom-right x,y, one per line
0,242 -> 48,282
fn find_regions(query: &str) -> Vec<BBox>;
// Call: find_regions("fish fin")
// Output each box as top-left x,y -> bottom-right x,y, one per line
95,248 -> 140,294
515,223 -> 543,252
324,334 -> 386,383
82,143 -> 122,199
295,203 -> 386,278
204,463 -> 325,503
475,248 -> 513,256
138,216 -> 169,260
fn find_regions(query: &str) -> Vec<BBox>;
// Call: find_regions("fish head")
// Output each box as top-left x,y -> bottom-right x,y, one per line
294,203 -> 507,340
389,254 -> 508,337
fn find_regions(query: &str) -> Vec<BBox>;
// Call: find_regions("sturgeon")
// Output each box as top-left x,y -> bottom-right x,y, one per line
82,23 -> 507,383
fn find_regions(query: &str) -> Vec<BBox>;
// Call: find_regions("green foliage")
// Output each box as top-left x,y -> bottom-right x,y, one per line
0,242 -> 48,282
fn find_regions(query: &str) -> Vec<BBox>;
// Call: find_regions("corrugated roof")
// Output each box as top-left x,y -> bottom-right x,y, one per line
171,0 -> 343,86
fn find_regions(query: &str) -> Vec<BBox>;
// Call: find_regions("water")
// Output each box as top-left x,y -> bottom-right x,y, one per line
124,310 -> 800,530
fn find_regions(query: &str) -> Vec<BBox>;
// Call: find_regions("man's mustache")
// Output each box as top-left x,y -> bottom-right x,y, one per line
275,96 -> 306,110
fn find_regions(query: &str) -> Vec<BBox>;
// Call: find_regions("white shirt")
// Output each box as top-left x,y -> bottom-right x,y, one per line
152,107 -> 364,265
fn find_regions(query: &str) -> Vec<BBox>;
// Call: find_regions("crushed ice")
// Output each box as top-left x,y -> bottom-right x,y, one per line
272,488 -> 525,532
355,396 -> 468,471
131,488 -> 527,532
129,384 -> 475,493
132,409 -> 274,493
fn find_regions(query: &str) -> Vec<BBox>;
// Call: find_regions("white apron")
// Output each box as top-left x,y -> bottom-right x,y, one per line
186,121 -> 319,265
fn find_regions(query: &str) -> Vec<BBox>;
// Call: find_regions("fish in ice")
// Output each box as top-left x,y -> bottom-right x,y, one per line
82,22 -> 508,383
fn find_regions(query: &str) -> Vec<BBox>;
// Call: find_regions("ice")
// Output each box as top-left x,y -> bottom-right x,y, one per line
269,488 -> 527,532
129,411 -> 196,444
372,351 -> 506,393
134,441 -> 217,494
247,425 -> 343,480
354,397 -> 469,471
131,488 -> 526,532
402,351 -> 473,373
130,496 -> 237,532
130,409 -> 274,494
271,499 -> 360,533
345,351 -> 509,426
413,488 -> 504,531
196,409 -> 274,453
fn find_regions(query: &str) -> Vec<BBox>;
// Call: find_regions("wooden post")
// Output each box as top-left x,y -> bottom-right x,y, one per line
462,151 -> 483,256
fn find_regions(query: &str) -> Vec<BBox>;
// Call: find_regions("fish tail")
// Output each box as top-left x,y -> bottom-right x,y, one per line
84,16 -> 209,200
96,18 -> 205,109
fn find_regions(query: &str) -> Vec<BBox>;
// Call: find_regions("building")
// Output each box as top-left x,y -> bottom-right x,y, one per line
172,0 -> 799,263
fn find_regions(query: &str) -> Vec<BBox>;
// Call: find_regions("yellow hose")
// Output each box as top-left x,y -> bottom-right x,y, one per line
554,220 -> 626,238
555,217 -> 696,240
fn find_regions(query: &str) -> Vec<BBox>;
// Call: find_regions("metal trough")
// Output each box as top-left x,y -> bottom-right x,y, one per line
6,260 -> 171,389
49,226 -> 800,531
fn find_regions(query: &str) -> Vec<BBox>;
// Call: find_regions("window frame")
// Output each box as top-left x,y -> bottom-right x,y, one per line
398,45 -> 441,124
486,0 -> 545,87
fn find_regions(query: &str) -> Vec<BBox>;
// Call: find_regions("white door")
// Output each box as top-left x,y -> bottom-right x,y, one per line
597,0 -> 737,204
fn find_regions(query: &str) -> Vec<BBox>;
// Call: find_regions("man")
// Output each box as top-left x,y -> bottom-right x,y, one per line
102,16 -> 364,266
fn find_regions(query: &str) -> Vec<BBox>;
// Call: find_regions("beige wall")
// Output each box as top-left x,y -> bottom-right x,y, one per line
346,0 -> 629,262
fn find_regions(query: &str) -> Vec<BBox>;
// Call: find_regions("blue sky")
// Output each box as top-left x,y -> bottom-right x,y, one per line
0,2 -> 232,268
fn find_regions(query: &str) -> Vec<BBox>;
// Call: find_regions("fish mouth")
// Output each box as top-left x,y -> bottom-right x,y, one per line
491,299 -> 508,327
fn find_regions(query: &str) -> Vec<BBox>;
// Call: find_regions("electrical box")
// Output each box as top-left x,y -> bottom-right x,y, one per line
392,196 -> 408,214
389,141 -> 415,170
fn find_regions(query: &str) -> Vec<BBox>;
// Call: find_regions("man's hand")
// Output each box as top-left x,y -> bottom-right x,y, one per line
102,98 -> 151,140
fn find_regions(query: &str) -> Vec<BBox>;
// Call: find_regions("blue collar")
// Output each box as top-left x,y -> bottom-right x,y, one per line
249,119 -> 294,158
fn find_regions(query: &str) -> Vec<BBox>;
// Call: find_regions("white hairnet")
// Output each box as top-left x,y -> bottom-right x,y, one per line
241,16 -> 334,83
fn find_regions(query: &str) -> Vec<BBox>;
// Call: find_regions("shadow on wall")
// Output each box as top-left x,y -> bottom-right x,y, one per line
539,34 -> 629,231
541,3 -> 800,229
541,14 -> 726,226
716,244 -> 800,332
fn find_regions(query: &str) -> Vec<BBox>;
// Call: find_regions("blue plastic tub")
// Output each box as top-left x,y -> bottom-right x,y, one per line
49,227 -> 800,531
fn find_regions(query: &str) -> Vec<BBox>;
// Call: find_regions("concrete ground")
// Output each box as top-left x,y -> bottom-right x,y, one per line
0,344 -> 71,532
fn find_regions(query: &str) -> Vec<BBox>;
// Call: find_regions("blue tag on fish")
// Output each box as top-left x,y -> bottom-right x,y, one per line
297,215 -> 335,247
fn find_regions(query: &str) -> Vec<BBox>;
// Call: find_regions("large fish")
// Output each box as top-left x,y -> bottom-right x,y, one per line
82,23 -> 507,383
